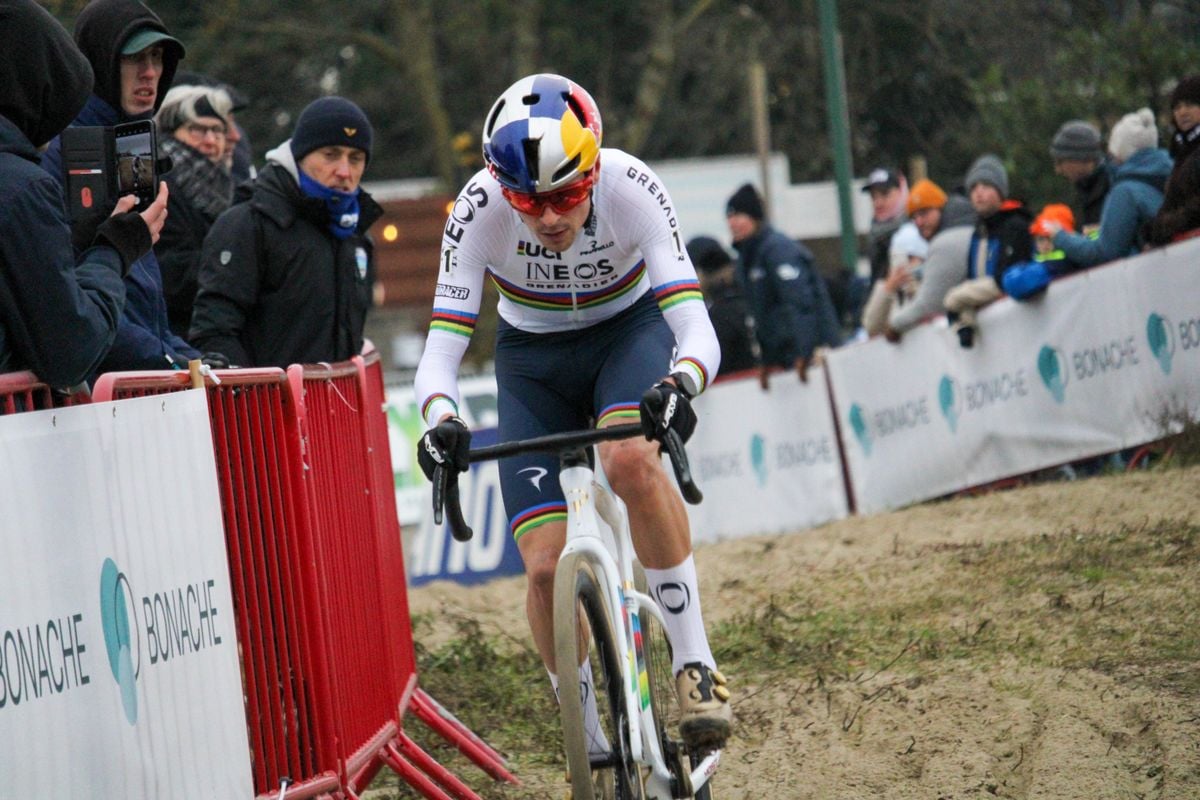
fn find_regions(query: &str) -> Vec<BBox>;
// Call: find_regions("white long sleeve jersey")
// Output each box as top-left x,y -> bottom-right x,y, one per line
414,149 -> 721,427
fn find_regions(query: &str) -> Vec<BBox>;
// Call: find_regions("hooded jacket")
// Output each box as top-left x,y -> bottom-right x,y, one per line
1053,147 -> 1173,268
967,200 -> 1034,288
38,0 -> 198,374
0,0 -> 129,386
189,141 -> 382,368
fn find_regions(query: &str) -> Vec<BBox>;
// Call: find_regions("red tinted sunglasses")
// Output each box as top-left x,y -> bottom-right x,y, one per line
502,174 -> 595,216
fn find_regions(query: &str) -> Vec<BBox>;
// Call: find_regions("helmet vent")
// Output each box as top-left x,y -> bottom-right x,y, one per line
484,99 -> 506,136
522,92 -> 540,106
522,138 -> 541,184
552,155 -> 581,184
565,93 -> 587,125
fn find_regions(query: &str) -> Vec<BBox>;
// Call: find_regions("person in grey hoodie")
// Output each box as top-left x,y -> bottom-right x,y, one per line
1047,108 -> 1172,267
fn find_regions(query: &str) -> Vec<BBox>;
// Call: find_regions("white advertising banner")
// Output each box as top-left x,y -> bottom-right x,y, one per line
687,367 -> 849,542
0,391 -> 253,798
826,237 -> 1200,514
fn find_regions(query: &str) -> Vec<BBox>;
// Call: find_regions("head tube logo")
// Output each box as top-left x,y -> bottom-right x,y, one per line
749,433 -> 768,486
99,558 -> 140,724
938,375 -> 961,433
1037,345 -> 1069,404
848,403 -> 872,456
1146,313 -> 1175,375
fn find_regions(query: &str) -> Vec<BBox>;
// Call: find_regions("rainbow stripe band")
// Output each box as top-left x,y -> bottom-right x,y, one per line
511,502 -> 568,541
596,403 -> 640,428
654,279 -> 703,311
430,307 -> 477,337
492,261 -> 647,311
420,393 -> 457,420
673,356 -> 710,394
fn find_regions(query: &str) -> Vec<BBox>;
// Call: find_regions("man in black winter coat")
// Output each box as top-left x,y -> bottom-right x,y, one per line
0,0 -> 165,388
190,97 -> 382,368
725,183 -> 841,389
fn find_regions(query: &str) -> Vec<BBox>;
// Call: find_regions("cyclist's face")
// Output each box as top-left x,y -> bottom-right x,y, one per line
516,194 -> 592,253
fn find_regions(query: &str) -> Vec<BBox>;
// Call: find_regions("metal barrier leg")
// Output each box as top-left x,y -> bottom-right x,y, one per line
389,735 -> 483,800
409,689 -> 519,784
376,743 -> 458,800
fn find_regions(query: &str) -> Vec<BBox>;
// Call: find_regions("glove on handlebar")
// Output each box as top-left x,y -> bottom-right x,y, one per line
417,417 -> 471,481
639,376 -> 697,444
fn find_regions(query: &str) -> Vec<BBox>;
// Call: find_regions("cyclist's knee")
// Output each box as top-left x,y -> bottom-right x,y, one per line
519,530 -> 563,594
602,437 -> 662,496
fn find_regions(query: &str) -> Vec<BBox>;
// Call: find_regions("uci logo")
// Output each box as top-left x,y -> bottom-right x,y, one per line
938,375 -> 961,433
1037,345 -> 1069,404
1146,313 -> 1175,375
99,559 -> 140,724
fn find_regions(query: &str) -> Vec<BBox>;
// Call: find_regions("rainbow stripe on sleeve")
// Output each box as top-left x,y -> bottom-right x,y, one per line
654,279 -> 703,311
511,501 -> 568,540
673,357 -> 710,394
420,393 -> 458,420
430,308 -> 477,337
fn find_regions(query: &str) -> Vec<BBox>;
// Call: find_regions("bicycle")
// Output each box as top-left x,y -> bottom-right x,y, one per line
433,423 -> 719,800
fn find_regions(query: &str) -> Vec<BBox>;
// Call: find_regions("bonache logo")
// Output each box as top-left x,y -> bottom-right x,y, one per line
1146,313 -> 1175,375
99,558 -> 139,724
1037,345 -> 1069,404
749,433 -> 767,487
938,375 -> 961,433
848,403 -> 872,456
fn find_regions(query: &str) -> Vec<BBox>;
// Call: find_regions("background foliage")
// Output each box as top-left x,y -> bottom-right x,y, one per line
43,0 -> 1200,209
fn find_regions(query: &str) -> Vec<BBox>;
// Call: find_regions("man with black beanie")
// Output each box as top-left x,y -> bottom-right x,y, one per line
0,0 -> 166,387
38,0 -> 201,377
725,182 -> 841,389
687,235 -> 757,376
1050,119 -> 1112,233
190,96 -> 383,368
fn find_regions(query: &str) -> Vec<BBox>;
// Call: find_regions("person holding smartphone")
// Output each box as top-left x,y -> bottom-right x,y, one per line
39,0 -> 203,378
1,0 -> 167,388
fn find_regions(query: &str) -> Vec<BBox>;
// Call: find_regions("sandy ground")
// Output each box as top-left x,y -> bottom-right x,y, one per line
398,466 -> 1200,799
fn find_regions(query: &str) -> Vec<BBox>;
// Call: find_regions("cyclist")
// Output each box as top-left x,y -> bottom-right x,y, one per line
413,74 -> 732,754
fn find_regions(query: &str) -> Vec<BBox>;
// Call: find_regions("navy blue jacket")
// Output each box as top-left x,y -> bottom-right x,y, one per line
733,224 -> 842,365
42,94 -> 199,372
0,115 -> 127,386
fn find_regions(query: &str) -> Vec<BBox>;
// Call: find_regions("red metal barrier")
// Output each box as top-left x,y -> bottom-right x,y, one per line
91,355 -> 516,799
0,371 -> 90,414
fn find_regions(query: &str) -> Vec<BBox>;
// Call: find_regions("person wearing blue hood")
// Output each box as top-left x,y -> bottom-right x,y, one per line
40,0 -> 203,375
1044,108 -> 1173,267
189,97 -> 382,368
0,0 -> 166,388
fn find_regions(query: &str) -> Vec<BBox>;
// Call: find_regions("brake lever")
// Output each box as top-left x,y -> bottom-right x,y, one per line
446,477 -> 473,541
662,429 -> 703,505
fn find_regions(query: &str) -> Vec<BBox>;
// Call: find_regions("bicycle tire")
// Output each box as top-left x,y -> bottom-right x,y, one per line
555,552 -> 644,800
635,564 -> 716,800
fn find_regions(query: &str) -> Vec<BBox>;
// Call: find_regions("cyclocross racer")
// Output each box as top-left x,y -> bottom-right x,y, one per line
414,73 -> 732,753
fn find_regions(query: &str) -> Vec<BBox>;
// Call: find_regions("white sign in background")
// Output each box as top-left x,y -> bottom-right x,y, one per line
826,237 -> 1200,514
0,391 -> 253,798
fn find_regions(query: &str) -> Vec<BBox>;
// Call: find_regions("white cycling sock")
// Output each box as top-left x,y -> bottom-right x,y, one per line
644,554 -> 716,674
549,664 -> 611,757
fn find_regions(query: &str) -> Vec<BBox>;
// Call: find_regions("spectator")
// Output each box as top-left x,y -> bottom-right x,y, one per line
1001,204 -> 1076,300
0,0 -> 165,388
726,183 -> 841,388
190,96 -> 382,367
1146,75 -> 1200,246
687,235 -> 757,376
1049,108 -> 1172,267
884,178 -> 976,342
154,84 -> 234,337
861,222 -> 927,338
175,69 -> 255,184
861,166 -> 909,284
40,0 -> 202,374
943,154 -> 1032,347
1050,119 -> 1111,234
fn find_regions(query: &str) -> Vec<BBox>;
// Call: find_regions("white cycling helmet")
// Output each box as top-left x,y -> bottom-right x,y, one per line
481,73 -> 602,194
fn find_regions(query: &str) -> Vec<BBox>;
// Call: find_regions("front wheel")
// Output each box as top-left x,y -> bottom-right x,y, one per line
554,552 -> 644,800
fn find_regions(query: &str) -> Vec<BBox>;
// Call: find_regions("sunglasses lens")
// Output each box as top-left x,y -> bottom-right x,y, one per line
503,175 -> 594,216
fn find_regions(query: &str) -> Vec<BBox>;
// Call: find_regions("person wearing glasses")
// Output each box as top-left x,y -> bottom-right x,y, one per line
39,0 -> 201,376
414,74 -> 732,759
190,96 -> 381,368
154,84 -> 234,337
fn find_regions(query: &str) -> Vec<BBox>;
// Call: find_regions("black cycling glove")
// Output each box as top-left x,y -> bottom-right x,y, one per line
417,416 -> 471,481
639,375 -> 697,444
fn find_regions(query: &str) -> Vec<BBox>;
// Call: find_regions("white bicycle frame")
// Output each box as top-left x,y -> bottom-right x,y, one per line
558,461 -> 720,799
